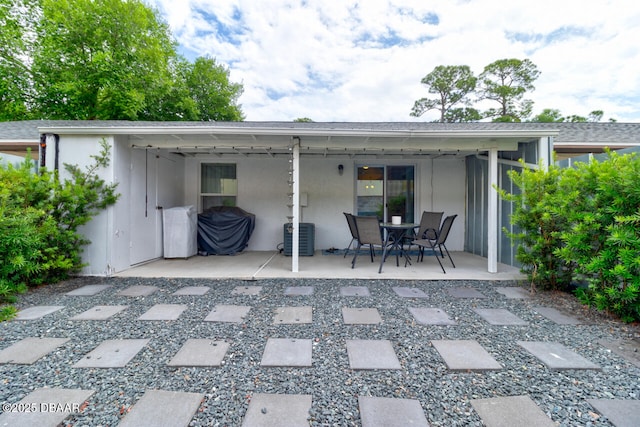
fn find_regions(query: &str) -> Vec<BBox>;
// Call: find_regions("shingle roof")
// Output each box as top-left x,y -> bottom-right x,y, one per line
1,120 -> 640,144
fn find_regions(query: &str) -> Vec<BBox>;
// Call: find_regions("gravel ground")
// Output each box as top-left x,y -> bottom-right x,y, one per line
1,276 -> 639,426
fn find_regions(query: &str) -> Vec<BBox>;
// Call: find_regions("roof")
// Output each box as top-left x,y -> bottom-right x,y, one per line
1,120 -> 639,158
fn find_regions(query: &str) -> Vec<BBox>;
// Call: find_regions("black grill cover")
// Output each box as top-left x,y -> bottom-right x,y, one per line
197,206 -> 255,255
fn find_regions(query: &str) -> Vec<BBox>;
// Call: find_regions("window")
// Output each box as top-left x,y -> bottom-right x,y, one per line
356,165 -> 415,222
200,163 -> 237,210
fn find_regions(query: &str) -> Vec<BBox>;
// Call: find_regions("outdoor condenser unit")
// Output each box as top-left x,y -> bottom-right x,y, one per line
283,222 -> 315,256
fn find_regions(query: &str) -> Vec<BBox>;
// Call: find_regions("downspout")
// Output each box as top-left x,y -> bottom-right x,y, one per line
54,134 -> 60,171
39,134 -> 47,169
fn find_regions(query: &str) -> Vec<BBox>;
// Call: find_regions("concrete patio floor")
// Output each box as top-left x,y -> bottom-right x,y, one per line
115,250 -> 524,281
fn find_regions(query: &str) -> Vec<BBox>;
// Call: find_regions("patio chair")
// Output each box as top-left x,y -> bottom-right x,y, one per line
343,212 -> 359,258
404,211 -> 443,253
412,214 -> 457,274
351,215 -> 389,268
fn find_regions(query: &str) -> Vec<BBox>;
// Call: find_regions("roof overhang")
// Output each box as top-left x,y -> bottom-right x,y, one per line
38,124 -> 557,158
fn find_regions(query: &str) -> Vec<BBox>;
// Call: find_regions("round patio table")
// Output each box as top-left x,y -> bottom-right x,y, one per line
378,222 -> 419,273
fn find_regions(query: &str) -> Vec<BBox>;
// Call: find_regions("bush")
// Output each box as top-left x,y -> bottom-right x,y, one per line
497,160 -> 573,291
501,151 -> 640,322
0,141 -> 118,318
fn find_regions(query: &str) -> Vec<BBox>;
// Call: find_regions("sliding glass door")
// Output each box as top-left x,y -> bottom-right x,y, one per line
356,165 -> 415,223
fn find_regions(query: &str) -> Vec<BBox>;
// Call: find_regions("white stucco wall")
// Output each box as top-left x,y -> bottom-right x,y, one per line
183,155 -> 467,252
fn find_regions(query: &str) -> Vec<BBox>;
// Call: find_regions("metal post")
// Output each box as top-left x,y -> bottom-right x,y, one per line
487,148 -> 498,273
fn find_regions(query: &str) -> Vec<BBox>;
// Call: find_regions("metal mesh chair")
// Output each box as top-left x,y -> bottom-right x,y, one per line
412,214 -> 457,273
343,212 -> 359,258
351,216 -> 388,268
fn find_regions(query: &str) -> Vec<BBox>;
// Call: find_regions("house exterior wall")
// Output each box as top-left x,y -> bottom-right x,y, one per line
183,155 -> 466,253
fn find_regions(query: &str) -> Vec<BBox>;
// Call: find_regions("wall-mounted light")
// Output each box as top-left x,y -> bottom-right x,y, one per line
338,164 -> 344,175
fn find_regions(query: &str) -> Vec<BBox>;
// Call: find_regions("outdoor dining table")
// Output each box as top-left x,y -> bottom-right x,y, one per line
378,222 -> 420,273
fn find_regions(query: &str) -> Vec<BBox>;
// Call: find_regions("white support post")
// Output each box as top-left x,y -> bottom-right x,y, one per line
291,138 -> 300,273
487,148 -> 498,273
538,136 -> 552,171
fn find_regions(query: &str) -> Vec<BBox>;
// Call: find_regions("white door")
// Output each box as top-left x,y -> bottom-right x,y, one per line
130,149 -> 161,265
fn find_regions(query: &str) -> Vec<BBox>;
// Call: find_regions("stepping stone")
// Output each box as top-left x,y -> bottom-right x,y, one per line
204,305 -> 251,323
172,286 -> 209,295
393,287 -> 428,298
73,339 -> 149,368
167,339 -> 230,367
284,286 -> 314,296
471,395 -> 554,427
119,389 -> 203,427
70,305 -> 128,320
598,338 -> 640,368
447,287 -> 487,298
273,306 -> 313,324
409,307 -> 457,325
342,307 -> 382,325
432,340 -> 501,371
340,286 -> 370,297
65,284 -> 112,296
473,308 -> 528,325
358,396 -> 430,427
242,393 -> 312,427
15,306 -> 64,320
260,338 -> 312,367
138,304 -> 187,321
0,337 -> 70,364
116,285 -> 158,297
0,387 -> 94,427
232,285 -> 262,296
517,341 -> 601,370
533,306 -> 581,325
495,286 -> 531,299
587,399 -> 640,427
346,339 -> 401,370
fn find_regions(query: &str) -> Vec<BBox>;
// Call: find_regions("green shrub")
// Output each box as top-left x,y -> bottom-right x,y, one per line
0,141 -> 118,313
497,160 -> 573,290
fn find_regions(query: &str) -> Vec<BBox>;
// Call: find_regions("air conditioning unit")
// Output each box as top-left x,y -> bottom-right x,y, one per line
283,223 -> 315,256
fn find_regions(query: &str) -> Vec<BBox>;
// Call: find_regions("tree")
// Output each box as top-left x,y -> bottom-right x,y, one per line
531,108 -> 565,123
185,56 -> 244,121
411,65 -> 477,122
478,58 -> 540,122
0,0 -> 244,121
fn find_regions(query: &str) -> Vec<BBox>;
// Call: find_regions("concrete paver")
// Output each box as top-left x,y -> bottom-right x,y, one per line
358,396 -> 430,427
533,306 -> 582,325
116,285 -> 158,297
242,393 -> 312,427
0,337 -> 70,364
173,286 -> 210,295
69,305 -> 128,320
204,304 -> 251,323
340,286 -> 370,296
14,306 -> 64,320
65,284 -> 112,296
346,339 -> 401,370
392,287 -> 428,298
587,399 -> 640,427
0,387 -> 94,427
118,389 -> 203,427
73,339 -> 150,368
517,341 -> 601,370
495,286 -> 531,299
342,307 -> 382,325
409,307 -> 457,325
138,304 -> 187,320
284,286 -> 314,296
260,338 -> 312,367
167,339 -> 230,367
471,395 -> 555,427
432,340 -> 502,371
447,287 -> 487,298
473,308 -> 528,325
232,285 -> 262,296
273,306 -> 313,324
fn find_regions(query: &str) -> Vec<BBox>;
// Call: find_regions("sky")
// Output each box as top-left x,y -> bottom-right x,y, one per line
146,0 -> 640,123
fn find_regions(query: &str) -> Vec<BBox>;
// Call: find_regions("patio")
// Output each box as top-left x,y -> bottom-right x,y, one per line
114,250 -> 524,281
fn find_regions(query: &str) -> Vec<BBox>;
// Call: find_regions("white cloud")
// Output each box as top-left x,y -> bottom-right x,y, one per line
147,0 -> 640,122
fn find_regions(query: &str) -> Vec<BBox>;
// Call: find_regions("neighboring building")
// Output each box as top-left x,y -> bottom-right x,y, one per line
1,120 -> 638,277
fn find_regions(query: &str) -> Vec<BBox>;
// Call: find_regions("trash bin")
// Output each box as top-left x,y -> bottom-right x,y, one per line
163,206 -> 198,258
